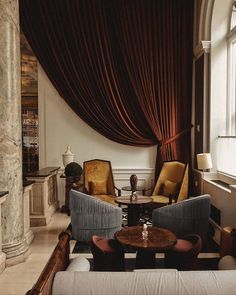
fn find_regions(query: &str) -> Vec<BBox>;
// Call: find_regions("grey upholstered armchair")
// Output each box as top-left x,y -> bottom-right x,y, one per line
152,194 -> 211,241
69,190 -> 122,242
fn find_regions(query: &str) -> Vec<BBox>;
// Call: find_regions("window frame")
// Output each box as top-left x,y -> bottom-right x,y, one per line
226,2 -> 236,136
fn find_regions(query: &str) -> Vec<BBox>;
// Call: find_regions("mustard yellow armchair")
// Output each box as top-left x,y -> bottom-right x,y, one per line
151,161 -> 189,207
83,159 -> 121,205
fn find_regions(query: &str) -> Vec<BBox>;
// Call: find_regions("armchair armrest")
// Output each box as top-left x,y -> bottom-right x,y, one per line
168,190 -> 179,205
83,187 -> 89,194
145,187 -> 152,192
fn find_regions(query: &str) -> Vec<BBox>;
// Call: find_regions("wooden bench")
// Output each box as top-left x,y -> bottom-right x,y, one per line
26,230 -> 71,295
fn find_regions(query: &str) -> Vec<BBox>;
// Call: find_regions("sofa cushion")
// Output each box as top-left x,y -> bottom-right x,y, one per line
66,257 -> 90,272
89,180 -> 107,195
162,180 -> 179,197
151,195 -> 170,204
218,255 -> 236,270
172,239 -> 193,252
93,237 -> 114,253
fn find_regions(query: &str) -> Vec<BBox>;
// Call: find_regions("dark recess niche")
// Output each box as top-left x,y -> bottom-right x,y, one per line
21,32 -> 39,173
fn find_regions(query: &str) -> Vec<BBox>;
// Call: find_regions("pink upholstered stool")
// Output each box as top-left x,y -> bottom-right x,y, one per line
90,235 -> 125,271
165,234 -> 202,270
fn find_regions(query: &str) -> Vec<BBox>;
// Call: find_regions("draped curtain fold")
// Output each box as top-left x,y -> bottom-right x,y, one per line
20,0 -> 193,174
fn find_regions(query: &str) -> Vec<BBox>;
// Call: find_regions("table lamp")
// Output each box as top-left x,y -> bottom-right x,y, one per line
197,153 -> 212,193
197,153 -> 212,172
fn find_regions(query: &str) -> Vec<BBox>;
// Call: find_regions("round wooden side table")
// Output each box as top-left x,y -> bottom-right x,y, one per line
115,196 -> 152,226
115,226 -> 177,268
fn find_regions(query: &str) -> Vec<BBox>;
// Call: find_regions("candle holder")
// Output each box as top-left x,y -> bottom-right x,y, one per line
142,224 -> 148,240
130,191 -> 137,202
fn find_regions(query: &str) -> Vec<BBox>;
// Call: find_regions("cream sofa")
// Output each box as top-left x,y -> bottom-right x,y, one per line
26,231 -> 236,295
52,269 -> 236,295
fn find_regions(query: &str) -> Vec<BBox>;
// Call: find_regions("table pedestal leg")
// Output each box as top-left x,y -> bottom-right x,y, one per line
61,177 -> 73,215
136,250 -> 156,269
127,205 -> 140,226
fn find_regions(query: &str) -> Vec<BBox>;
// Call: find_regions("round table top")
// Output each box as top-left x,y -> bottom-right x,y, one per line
115,226 -> 177,251
122,186 -> 146,191
115,196 -> 152,206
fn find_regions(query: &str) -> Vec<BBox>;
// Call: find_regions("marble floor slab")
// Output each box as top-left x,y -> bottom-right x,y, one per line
0,212 -> 70,295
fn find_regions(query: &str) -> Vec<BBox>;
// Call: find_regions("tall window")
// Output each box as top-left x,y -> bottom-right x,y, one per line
217,2 -> 236,177
230,1 -> 236,30
227,1 -> 236,135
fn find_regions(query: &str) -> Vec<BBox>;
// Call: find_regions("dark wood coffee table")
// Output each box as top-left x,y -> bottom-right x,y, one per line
115,226 -> 177,268
115,196 -> 152,226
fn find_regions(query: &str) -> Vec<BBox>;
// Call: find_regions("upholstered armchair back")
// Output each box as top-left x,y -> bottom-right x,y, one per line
83,159 -> 115,195
152,194 -> 211,241
152,161 -> 189,203
69,190 -> 122,242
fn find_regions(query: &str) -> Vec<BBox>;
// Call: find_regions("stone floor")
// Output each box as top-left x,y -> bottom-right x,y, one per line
0,212 -> 71,295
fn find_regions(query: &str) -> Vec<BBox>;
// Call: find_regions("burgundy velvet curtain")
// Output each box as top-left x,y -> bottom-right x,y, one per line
20,0 -> 193,174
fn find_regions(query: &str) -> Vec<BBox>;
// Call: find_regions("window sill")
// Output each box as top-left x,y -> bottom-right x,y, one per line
202,171 -> 236,193
204,178 -> 231,193
218,135 -> 236,138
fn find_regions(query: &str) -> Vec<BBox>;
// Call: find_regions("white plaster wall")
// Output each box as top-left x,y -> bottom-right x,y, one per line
38,64 -> 157,170
210,0 -> 233,170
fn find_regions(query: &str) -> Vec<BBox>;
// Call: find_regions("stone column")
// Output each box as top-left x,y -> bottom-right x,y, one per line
0,0 -> 29,266
0,193 -> 7,273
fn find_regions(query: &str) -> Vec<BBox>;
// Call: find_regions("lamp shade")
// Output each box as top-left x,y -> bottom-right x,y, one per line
197,153 -> 213,170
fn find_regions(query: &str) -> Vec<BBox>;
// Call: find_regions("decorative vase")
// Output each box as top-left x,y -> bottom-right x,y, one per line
130,191 -> 137,202
62,145 -> 75,167
130,174 -> 138,192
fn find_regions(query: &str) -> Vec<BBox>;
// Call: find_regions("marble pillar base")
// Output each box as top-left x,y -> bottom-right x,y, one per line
0,194 -> 7,273
3,239 -> 30,267
23,184 -> 34,245
0,252 -> 6,274
6,248 -> 31,267
25,229 -> 34,246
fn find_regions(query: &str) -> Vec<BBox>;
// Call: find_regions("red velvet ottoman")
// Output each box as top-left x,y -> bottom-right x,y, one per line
90,235 -> 125,271
165,234 -> 202,270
